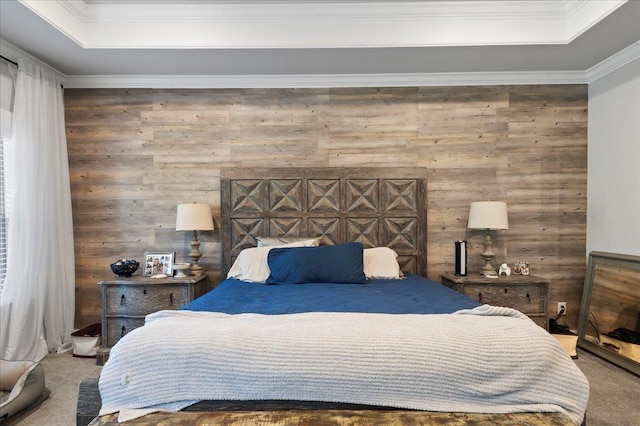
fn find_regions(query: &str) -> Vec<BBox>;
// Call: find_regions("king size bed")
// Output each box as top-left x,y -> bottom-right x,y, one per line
91,167 -> 588,425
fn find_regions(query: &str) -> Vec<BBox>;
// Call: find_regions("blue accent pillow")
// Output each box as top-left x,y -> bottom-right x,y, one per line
266,242 -> 367,284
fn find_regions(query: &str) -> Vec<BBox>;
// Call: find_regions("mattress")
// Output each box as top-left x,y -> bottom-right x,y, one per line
182,274 -> 481,314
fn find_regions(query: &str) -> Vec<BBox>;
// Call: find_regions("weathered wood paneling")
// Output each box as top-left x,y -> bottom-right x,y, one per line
65,85 -> 588,328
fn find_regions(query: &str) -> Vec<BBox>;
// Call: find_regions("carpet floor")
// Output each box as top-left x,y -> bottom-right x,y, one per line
8,348 -> 640,426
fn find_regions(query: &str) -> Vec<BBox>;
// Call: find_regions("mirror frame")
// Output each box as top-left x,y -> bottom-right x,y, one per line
577,251 -> 640,376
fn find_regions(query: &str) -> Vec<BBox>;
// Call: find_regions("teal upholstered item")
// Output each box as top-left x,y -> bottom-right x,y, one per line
0,359 -> 50,423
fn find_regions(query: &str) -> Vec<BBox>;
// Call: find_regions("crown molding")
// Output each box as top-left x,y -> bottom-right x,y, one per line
59,0 -> 91,22
586,40 -> 640,83
565,0 -> 627,42
68,1 -> 569,23
63,70 -> 587,89
19,0 -> 85,47
18,0 -> 626,49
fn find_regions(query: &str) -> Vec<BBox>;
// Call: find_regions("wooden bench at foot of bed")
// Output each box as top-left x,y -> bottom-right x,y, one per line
90,410 -> 575,425
78,379 -> 575,426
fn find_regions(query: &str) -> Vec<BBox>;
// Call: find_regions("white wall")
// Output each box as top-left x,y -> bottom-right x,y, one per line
587,57 -> 640,257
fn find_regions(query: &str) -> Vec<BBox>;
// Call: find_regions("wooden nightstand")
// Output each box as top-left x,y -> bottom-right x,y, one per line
96,274 -> 208,365
441,273 -> 550,330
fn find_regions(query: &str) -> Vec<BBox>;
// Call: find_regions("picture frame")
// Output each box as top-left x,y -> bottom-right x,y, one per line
143,252 -> 174,276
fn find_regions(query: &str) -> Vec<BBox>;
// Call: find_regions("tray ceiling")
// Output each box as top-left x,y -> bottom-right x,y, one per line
0,0 -> 639,84
12,0 -> 629,48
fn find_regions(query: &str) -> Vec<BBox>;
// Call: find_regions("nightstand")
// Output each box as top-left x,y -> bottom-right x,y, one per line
441,273 -> 550,330
96,274 -> 208,365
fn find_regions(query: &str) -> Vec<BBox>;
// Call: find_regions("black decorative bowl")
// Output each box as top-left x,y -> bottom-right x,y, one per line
110,259 -> 139,277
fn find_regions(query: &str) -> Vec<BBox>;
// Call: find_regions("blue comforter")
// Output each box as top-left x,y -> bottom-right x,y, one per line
182,274 -> 480,315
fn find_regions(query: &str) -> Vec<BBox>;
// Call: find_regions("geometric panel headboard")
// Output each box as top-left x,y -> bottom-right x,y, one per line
220,167 -> 427,277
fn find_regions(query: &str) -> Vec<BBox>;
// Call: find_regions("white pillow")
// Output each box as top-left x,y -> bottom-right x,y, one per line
363,247 -> 402,279
227,240 -> 317,283
256,236 -> 321,247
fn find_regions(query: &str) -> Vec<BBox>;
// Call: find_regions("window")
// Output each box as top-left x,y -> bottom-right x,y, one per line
0,109 -> 11,297
0,131 -> 7,294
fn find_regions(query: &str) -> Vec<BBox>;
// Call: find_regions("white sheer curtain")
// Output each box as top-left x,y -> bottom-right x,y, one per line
0,59 -> 75,361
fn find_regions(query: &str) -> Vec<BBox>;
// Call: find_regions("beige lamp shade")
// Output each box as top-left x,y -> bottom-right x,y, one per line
467,201 -> 509,230
176,203 -> 214,231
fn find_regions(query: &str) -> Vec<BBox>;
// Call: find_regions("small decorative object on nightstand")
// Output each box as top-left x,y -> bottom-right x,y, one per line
499,263 -> 511,276
441,272 -> 549,329
173,263 -> 191,278
110,259 -> 139,277
514,261 -> 530,275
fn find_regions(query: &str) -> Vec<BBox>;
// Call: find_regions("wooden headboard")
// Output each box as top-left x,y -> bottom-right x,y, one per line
220,167 -> 427,277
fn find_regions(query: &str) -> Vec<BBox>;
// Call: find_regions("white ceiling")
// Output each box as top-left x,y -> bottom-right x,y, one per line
1,0 -> 639,86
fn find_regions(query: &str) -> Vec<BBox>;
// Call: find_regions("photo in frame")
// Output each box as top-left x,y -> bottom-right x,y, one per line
143,252 -> 174,276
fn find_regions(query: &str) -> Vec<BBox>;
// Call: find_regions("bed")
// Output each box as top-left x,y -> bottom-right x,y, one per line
92,167 -> 588,425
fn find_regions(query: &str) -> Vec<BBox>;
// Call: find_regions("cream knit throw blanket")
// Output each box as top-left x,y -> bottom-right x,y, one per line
99,306 -> 588,424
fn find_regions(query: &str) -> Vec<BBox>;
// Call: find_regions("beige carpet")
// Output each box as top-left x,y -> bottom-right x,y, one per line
9,348 -> 640,425
573,351 -> 640,426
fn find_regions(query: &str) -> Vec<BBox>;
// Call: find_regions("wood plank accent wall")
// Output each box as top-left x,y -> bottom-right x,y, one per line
65,85 -> 588,328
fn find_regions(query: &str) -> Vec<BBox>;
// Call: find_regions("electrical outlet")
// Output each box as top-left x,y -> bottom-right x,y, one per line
557,302 -> 567,315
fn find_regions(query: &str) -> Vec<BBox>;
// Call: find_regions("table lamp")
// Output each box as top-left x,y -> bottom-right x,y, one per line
467,201 -> 509,276
176,203 -> 214,276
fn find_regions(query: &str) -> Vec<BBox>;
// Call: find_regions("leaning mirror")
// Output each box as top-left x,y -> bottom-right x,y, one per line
577,251 -> 640,376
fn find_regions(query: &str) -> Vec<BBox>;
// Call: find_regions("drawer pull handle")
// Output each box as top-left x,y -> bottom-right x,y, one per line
121,325 -> 126,337
120,294 -> 125,305
143,289 -> 147,295
504,288 -> 508,294
170,293 -> 174,305
478,292 -> 482,303
526,292 -> 531,304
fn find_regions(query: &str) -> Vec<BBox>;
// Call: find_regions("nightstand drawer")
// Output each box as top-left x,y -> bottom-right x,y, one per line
461,284 -> 545,314
104,285 -> 188,315
105,317 -> 145,347
441,273 -> 550,330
